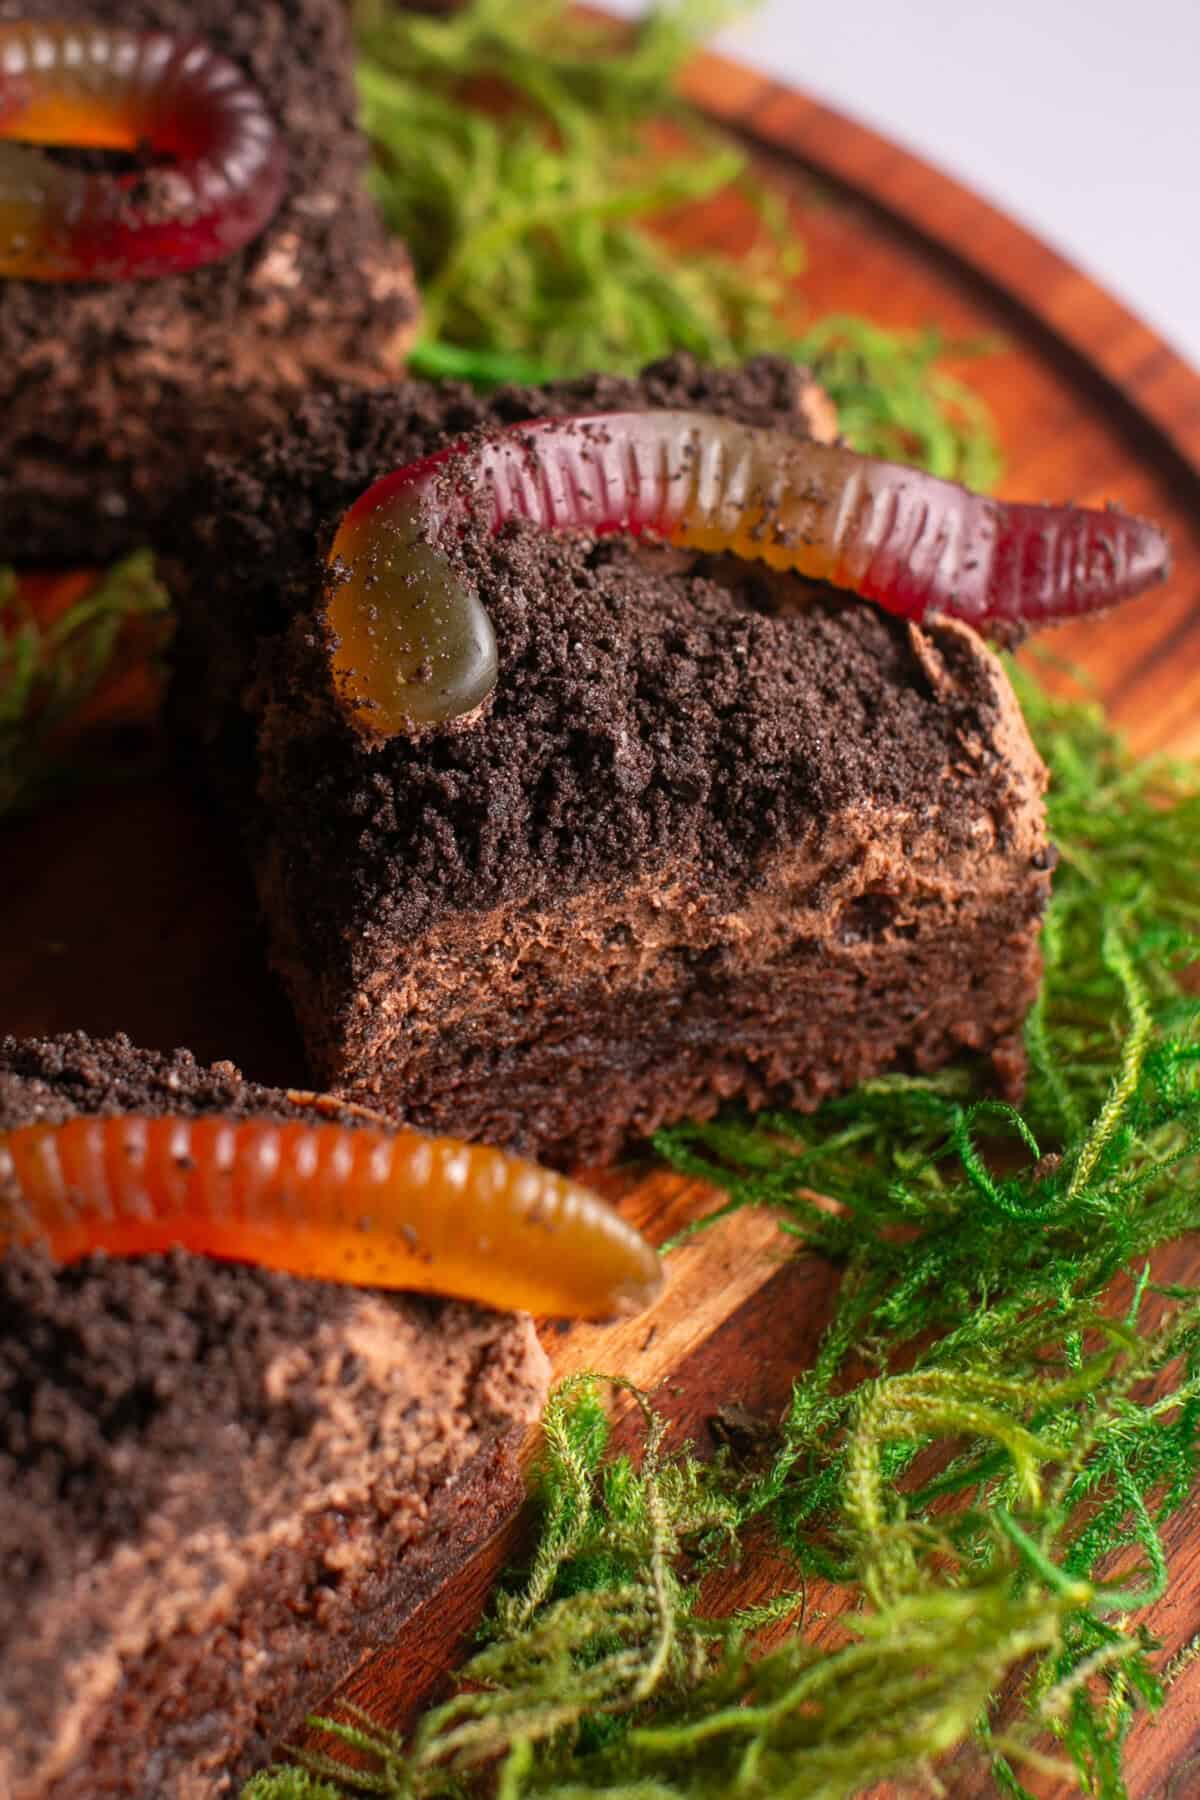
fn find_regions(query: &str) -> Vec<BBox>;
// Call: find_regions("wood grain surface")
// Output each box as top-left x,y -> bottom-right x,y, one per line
3,36 -> 1200,1800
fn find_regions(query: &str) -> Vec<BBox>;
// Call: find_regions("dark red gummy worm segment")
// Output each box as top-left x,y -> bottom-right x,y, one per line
0,1114 -> 663,1319
325,411 -> 1170,735
0,22 -> 287,279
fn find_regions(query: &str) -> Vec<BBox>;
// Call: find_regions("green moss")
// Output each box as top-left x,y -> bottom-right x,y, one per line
0,552 -> 169,820
239,9 -> 1200,1797
354,0 -> 1002,484
242,1774 -> 343,1800
243,649 -> 1200,1800
0,8 -> 1173,1794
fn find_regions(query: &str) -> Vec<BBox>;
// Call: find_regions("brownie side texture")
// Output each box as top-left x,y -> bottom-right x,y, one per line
0,1032 -> 549,1800
260,580 -> 1051,1163
0,0 -> 420,564
169,355 -> 1051,1166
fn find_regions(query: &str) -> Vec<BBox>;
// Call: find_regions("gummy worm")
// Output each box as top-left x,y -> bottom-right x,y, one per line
0,1114 -> 663,1319
324,411 -> 1170,735
0,22 -> 286,280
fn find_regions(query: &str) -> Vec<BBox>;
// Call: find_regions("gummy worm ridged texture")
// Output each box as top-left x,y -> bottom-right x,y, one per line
325,411 -> 1170,735
0,22 -> 286,279
0,1115 -> 663,1319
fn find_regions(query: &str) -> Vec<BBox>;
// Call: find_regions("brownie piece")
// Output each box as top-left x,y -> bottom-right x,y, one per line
0,1031 -> 550,1800
171,353 -> 1052,1167
0,0 -> 420,565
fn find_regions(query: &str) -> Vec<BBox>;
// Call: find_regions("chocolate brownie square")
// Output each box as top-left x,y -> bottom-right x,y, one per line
171,354 -> 1051,1166
0,1031 -> 549,1800
0,0 -> 420,563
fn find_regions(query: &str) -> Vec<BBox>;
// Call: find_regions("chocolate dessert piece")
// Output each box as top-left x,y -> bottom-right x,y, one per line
0,0 -> 420,565
0,1030 -> 550,1800
171,353 -> 1051,1168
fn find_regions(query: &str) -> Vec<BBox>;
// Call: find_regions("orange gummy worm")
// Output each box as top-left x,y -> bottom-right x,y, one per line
0,1115 -> 663,1319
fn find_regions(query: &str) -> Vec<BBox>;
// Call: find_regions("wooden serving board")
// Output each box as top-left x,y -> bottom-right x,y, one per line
4,40 -> 1200,1800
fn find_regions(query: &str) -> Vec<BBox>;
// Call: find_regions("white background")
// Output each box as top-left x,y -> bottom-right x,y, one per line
608,0 -> 1200,370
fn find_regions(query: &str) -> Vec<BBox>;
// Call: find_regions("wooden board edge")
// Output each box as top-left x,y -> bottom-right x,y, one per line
678,51 -> 1200,479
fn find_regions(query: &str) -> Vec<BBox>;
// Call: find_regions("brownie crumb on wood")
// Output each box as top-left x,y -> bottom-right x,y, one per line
0,1027 -> 349,1129
0,1032 -> 549,1800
